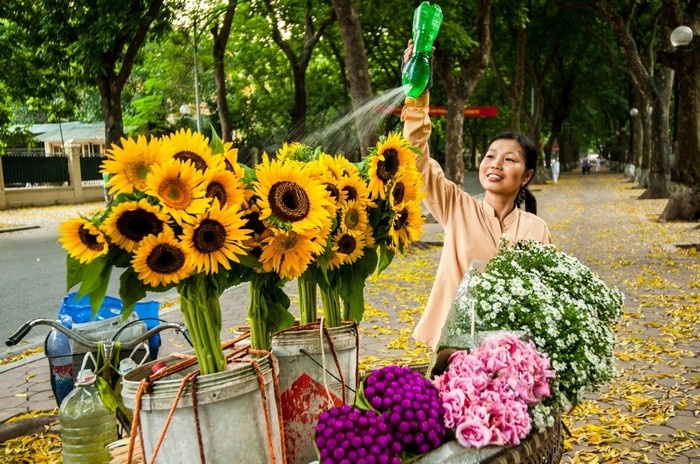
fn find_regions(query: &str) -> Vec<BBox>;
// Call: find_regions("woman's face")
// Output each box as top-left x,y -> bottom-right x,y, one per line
478,139 -> 533,198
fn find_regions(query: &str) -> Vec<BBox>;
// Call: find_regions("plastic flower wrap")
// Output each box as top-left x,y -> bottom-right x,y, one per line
445,238 -> 624,423
432,333 -> 555,447
59,130 -> 256,374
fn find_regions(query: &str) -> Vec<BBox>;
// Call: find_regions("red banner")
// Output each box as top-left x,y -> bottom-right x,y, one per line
376,105 -> 498,118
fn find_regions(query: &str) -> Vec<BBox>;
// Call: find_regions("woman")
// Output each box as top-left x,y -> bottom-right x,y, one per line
402,92 -> 552,350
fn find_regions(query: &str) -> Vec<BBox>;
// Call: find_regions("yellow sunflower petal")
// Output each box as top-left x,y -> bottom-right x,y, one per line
160,128 -> 221,172
389,201 -> 424,251
131,232 -> 193,287
180,203 -> 252,274
101,135 -> 165,195
58,217 -> 109,263
259,228 -> 325,280
253,154 -> 331,232
102,198 -> 171,252
146,159 -> 211,225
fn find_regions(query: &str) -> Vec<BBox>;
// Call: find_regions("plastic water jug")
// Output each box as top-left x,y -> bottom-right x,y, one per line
59,367 -> 117,463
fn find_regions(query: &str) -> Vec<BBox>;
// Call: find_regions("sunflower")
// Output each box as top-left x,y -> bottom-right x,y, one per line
339,200 -> 370,234
131,231 -> 193,287
275,142 -> 303,163
203,169 -> 247,210
253,155 -> 331,232
101,198 -> 171,252
259,228 -> 325,280
318,153 -> 359,180
389,170 -> 424,210
146,159 -> 211,225
59,217 -> 109,263
101,135 -> 165,195
367,133 -> 416,200
161,128 -> 220,172
337,172 -> 372,209
388,201 -> 424,251
180,203 -> 251,274
328,230 -> 366,270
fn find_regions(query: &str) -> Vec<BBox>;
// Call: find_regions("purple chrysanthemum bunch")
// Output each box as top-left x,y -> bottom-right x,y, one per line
315,404 -> 401,464
362,365 -> 447,455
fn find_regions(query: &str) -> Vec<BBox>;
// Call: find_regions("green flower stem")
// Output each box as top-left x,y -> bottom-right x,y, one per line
248,276 -> 271,351
320,284 -> 341,328
298,277 -> 317,324
342,300 -> 351,322
179,274 -> 226,376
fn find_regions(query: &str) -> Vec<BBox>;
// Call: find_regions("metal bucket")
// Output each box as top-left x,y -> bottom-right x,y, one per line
272,322 -> 358,464
121,354 -> 284,464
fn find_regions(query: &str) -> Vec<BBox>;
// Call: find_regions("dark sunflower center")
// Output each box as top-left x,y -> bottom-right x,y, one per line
146,243 -> 187,274
392,181 -> 405,204
378,149 -> 399,181
324,183 -> 340,202
78,225 -> 105,252
243,211 -> 266,235
117,210 -> 164,242
269,181 -> 310,222
393,209 -> 409,230
342,185 -> 358,202
344,209 -> 359,228
280,231 -> 299,250
193,219 -> 226,253
174,150 -> 207,171
338,234 -> 357,254
206,181 -> 227,206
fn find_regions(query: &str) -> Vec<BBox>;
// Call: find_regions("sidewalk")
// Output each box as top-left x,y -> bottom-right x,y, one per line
1,169 -> 699,463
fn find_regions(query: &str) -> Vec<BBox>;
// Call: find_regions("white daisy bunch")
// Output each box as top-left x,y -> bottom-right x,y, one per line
449,238 -> 624,428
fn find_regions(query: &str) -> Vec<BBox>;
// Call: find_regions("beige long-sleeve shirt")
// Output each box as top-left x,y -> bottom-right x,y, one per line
402,94 -> 552,349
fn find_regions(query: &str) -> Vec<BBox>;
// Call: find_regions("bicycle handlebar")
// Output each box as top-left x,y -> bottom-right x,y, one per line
6,318 -> 191,350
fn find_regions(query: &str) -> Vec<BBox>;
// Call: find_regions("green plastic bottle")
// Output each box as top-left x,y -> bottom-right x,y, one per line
402,2 -> 443,101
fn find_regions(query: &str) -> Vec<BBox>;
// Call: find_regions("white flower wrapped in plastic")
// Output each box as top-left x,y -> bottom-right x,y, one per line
440,237 -> 624,430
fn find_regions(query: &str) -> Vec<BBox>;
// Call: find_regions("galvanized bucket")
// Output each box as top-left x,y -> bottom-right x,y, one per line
272,321 -> 359,464
121,353 -> 285,464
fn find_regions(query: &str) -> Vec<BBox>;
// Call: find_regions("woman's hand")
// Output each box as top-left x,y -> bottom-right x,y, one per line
403,40 -> 414,65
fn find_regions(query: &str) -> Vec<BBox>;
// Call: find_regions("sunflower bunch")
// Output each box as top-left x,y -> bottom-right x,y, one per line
59,129 -> 256,374
361,132 -> 426,270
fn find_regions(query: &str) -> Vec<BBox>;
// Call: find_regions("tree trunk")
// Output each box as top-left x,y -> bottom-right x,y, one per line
433,0 -> 492,186
289,64 -> 308,141
211,0 -> 237,142
262,0 -> 335,142
661,3 -> 700,221
444,93 -> 466,186
639,67 -> 673,199
331,0 -> 375,160
97,76 -> 125,149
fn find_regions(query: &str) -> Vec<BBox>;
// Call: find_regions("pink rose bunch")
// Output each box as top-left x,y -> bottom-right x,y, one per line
432,333 -> 555,448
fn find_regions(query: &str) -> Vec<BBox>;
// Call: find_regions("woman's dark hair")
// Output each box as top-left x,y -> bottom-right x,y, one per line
487,132 -> 539,215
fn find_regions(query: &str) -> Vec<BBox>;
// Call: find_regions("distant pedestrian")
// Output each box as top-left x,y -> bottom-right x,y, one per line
594,157 -> 601,173
581,158 -> 590,175
551,156 -> 560,184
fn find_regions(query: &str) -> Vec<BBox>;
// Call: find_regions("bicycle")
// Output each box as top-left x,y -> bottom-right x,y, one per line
6,317 -> 192,436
